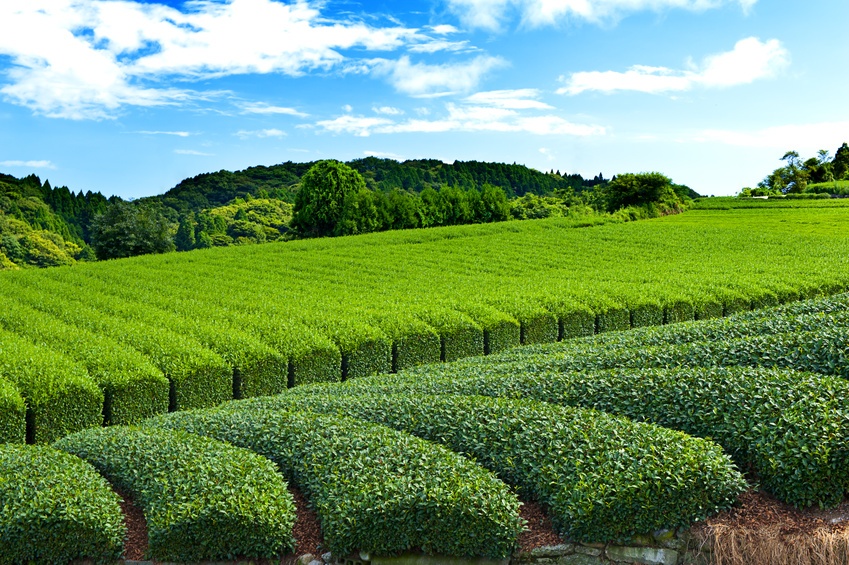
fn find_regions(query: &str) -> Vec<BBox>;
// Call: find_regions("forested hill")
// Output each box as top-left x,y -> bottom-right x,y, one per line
159,157 -> 609,214
0,173 -> 103,268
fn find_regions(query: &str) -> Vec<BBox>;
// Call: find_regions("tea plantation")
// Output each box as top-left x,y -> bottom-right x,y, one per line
1,202 -> 849,562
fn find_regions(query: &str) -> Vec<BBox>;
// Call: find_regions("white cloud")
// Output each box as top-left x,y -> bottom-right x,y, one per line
134,130 -> 191,136
312,102 -> 605,137
444,0 -> 757,30
465,89 -> 553,109
408,39 -> 472,54
373,55 -> 507,96
0,160 -> 56,169
311,115 -> 394,137
0,0 -> 419,119
236,128 -> 286,138
240,103 -> 308,117
365,151 -> 406,160
373,106 -> 404,115
174,149 -> 214,156
559,37 -> 788,95
695,121 -> 849,152
428,25 -> 461,34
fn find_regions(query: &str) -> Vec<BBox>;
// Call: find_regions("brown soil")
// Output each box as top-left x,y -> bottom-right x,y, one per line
117,483 -> 849,565
116,485 -> 562,562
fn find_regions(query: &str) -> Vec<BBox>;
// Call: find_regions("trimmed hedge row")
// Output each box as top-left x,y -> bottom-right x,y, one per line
54,426 -> 296,562
0,444 -> 125,564
1,276 -> 232,412
41,269 -> 291,399
0,379 -> 25,444
0,328 -> 102,444
145,408 -> 524,558
337,366 -> 849,508
237,393 -> 746,542
0,293 -> 169,425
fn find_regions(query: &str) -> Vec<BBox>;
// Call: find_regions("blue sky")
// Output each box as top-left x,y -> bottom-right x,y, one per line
1,0 -> 847,199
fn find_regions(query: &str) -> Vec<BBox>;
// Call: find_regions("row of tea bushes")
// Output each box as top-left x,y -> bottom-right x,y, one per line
333,366 -> 849,508
236,393 -> 747,542
0,328 -> 102,444
0,444 -> 125,564
0,293 -> 168,426
53,425 -> 297,562
2,211 -> 849,444
145,408 -> 524,559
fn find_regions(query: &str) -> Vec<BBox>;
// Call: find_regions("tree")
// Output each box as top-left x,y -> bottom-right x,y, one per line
600,172 -> 680,212
290,160 -> 366,238
833,143 -> 849,180
780,151 -> 809,193
174,216 -> 196,251
90,200 -> 175,260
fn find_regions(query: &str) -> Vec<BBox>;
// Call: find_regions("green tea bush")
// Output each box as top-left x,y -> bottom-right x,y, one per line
340,366 -> 849,508
0,329 -> 102,444
0,278 -> 231,412
374,312 -> 441,371
54,426 -> 296,562
0,295 -> 168,425
0,444 -> 125,565
417,306 -> 484,361
456,302 -> 520,355
241,393 -> 746,543
146,408 -> 523,558
0,379 -> 25,444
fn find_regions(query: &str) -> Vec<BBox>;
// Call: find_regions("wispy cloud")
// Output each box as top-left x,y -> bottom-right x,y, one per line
444,0 -> 758,30
239,103 -> 309,117
559,37 -> 788,95
373,106 -> 404,115
236,128 -> 287,139
0,160 -> 56,169
133,130 -> 191,136
174,149 -> 214,156
465,89 -> 553,110
311,98 -> 604,137
365,151 -> 406,160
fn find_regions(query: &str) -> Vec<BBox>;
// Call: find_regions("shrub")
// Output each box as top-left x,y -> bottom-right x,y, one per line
146,408 -> 524,558
0,328 -> 102,444
341,366 -> 849,508
0,379 -> 25,444
0,444 -> 125,565
54,426 -> 296,562
417,306 -> 484,362
0,292 -> 169,425
240,393 -> 746,543
373,312 -> 442,372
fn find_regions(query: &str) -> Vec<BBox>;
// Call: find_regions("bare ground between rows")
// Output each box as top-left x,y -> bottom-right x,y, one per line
112,485 -> 849,565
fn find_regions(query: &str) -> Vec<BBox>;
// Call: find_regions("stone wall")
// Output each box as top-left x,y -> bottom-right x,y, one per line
297,528 -> 712,565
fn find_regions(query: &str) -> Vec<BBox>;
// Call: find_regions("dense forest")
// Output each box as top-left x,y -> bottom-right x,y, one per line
0,158 -> 700,269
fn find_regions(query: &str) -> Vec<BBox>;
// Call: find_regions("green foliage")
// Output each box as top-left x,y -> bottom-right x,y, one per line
350,364 -> 849,509
147,408 -> 524,558
0,284 -> 169,425
90,200 -> 176,260
0,379 -> 25,443
244,392 -> 745,543
54,425 -> 296,562
0,328 -> 102,444
291,160 -> 367,238
0,274 -> 232,412
0,444 -> 125,564
601,172 -> 687,213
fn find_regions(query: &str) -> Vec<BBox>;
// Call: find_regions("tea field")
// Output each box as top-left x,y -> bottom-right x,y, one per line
2,202 -> 849,562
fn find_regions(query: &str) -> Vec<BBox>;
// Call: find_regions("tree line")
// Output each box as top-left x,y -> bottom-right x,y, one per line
0,157 -> 698,267
742,142 -> 849,196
